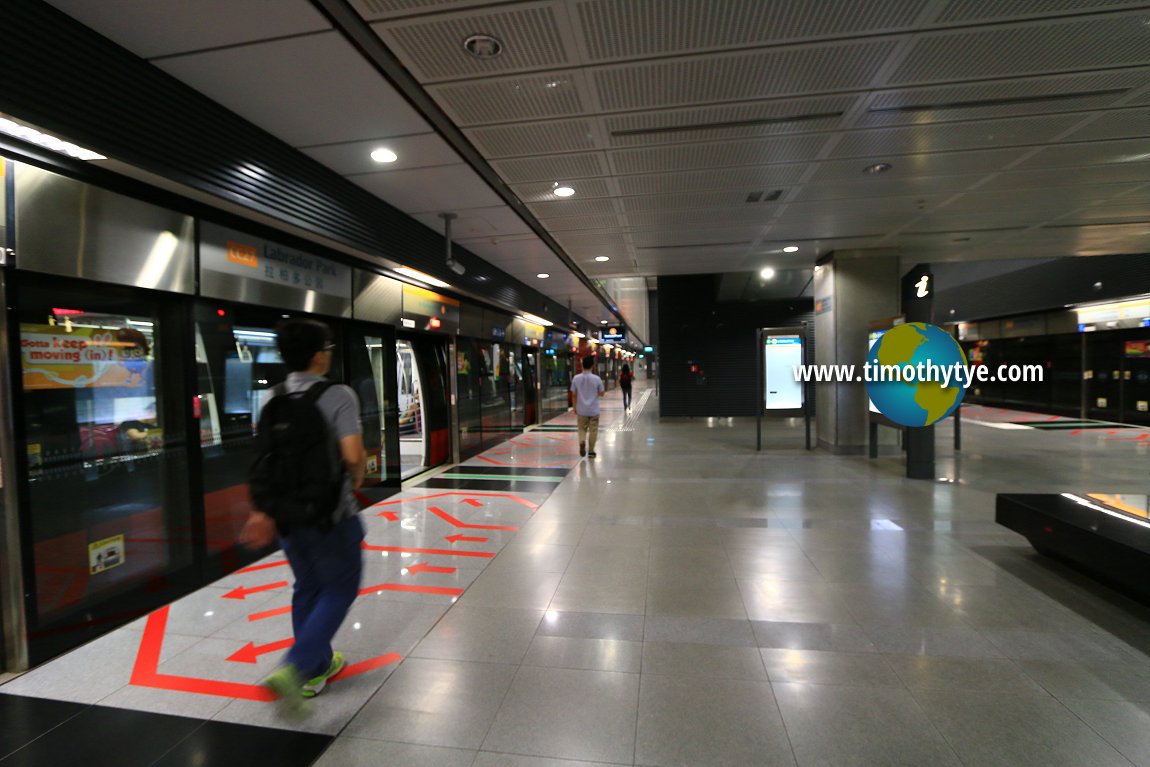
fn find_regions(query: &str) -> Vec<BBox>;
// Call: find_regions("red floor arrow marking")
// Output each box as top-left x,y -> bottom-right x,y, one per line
406,562 -> 457,575
248,605 -> 292,622
380,511 -> 400,521
361,582 -> 464,596
462,498 -> 483,507
361,542 -> 494,557
227,638 -> 294,663
429,506 -> 518,531
375,491 -> 538,510
133,606 -> 400,697
445,533 -> 489,543
222,581 -> 289,600
235,560 -> 290,574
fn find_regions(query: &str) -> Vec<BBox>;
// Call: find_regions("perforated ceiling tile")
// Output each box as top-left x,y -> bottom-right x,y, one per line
904,210 -> 1060,231
528,197 -> 618,217
810,147 -> 1030,181
465,120 -> 597,158
793,175 -> 979,202
889,16 -> 1150,86
620,191 -> 767,213
617,164 -> 811,195
1065,107 -> 1150,142
611,135 -> 829,175
625,210 -> 779,231
374,3 -> 570,81
833,113 -> 1086,159
351,0 -> 515,21
592,39 -> 899,112
490,152 -> 608,183
604,95 -> 857,147
1014,137 -> 1150,169
512,178 -> 613,201
575,0 -> 929,60
861,71 -> 1147,127
935,0 -> 1145,24
632,227 -> 764,247
978,164 -> 1150,191
430,72 -> 585,126
538,214 -> 624,231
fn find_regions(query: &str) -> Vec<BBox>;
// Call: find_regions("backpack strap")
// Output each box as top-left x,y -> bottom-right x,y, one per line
303,379 -> 336,404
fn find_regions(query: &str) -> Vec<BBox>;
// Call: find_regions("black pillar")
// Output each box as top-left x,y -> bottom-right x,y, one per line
902,265 -> 935,480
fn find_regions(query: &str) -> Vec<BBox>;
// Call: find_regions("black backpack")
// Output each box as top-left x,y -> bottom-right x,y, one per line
248,380 -> 344,533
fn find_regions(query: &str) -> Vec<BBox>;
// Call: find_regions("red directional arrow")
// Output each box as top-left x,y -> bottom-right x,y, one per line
429,506 -> 517,530
379,510 -> 400,521
462,498 -> 483,507
445,533 -> 489,543
406,562 -> 457,575
235,560 -> 289,575
222,581 -> 289,600
227,638 -> 295,664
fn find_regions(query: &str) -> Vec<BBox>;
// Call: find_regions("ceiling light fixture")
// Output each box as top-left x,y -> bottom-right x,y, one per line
600,320 -> 609,325
0,116 -> 105,161
863,163 -> 893,174
537,273 -> 550,279
370,148 -> 398,163
783,246 -> 799,253
595,256 -> 610,262
463,33 -> 504,59
519,312 -> 553,327
553,183 -> 575,197
760,267 -> 776,280
395,266 -> 450,289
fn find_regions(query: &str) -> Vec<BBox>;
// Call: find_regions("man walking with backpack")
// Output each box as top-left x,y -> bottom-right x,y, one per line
570,354 -> 605,458
240,318 -> 366,716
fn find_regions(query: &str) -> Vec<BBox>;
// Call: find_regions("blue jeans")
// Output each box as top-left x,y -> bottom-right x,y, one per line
279,513 -> 364,679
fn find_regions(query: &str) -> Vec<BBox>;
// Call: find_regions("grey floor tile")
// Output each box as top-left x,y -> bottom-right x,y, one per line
411,606 -> 543,664
1061,697 -> 1150,767
914,688 -> 1133,766
522,635 -> 642,673
549,570 -> 648,615
641,642 -> 768,681
643,616 -> 757,647
313,737 -> 476,767
473,755 -> 629,767
457,570 -> 563,610
486,544 -> 577,573
983,629 -> 1141,663
482,666 -> 640,764
761,648 -> 903,688
635,674 -> 795,767
862,625 -> 1005,658
738,580 -> 857,623
751,621 -> 877,653
344,658 -> 518,749
1018,659 -> 1150,701
535,611 -> 645,642
886,655 -> 1043,693
645,578 -> 748,619
773,682 -> 961,766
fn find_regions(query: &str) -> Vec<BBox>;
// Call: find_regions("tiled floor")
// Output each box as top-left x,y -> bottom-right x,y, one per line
7,385 -> 1150,765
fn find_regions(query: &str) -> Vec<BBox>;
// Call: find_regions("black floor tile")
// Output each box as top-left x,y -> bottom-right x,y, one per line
0,703 -> 202,767
417,478 -> 551,491
0,694 -> 87,760
449,466 -> 570,477
151,720 -> 332,767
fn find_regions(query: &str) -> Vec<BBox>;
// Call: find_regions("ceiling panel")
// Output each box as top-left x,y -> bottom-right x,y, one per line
155,32 -> 432,146
537,214 -> 625,231
430,71 -> 589,125
527,197 -> 619,217
577,0 -> 930,60
351,0 -> 516,20
810,148 -> 1030,181
45,0 -> 331,58
832,114 -> 1088,159
935,0 -> 1149,24
1065,107 -> 1150,142
792,175 -> 978,202
590,39 -> 901,112
974,164 -> 1150,191
301,133 -> 461,176
490,152 -> 610,183
351,163 -> 505,213
610,135 -> 830,174
888,15 -> 1150,85
410,205 -> 536,238
616,165 -> 810,195
375,2 -> 572,81
620,191 -> 771,212
465,120 -> 598,158
1013,137 -> 1150,169
512,178 -> 614,202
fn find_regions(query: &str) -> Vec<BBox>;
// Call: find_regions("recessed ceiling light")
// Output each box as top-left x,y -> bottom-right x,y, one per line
595,256 -> 610,262
862,162 -> 893,174
760,267 -> 776,279
783,246 -> 798,253
537,273 -> 550,279
553,184 -> 575,197
371,148 -> 397,163
600,320 -> 609,324
463,33 -> 504,59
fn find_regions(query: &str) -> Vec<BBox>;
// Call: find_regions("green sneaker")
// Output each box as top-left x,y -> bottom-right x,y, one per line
263,664 -> 310,719
301,651 -> 345,698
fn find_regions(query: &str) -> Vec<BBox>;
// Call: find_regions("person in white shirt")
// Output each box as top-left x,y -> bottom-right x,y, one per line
569,355 -> 605,458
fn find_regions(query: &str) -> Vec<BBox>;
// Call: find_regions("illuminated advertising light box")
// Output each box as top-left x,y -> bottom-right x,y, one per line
764,335 -> 803,410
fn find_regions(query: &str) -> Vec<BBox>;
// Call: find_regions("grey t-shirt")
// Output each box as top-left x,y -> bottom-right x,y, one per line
263,372 -> 363,523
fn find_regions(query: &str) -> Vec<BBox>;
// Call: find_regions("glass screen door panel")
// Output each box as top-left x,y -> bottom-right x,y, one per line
396,339 -> 427,478
16,281 -> 192,653
349,331 -> 385,485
